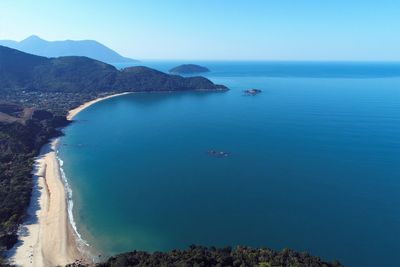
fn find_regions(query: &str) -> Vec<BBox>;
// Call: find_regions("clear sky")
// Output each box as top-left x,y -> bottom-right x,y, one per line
1,0 -> 400,60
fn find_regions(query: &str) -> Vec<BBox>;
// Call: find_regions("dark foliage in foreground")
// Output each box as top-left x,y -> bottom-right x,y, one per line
101,246 -> 342,267
67,246 -> 342,267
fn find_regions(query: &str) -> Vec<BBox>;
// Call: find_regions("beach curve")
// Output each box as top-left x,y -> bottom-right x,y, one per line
7,92 -> 131,267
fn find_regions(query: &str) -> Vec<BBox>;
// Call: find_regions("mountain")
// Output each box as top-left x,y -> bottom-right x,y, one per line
0,35 -> 137,64
0,45 -> 226,95
169,64 -> 210,74
0,45 -> 227,114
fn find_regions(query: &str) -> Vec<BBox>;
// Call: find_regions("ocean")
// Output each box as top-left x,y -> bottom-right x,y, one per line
58,61 -> 400,266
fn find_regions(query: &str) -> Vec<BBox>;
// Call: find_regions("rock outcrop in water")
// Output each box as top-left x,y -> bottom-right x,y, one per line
207,150 -> 230,158
244,88 -> 262,95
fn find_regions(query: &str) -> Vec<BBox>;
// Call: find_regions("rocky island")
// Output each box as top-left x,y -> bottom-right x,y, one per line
169,64 -> 210,74
244,88 -> 262,95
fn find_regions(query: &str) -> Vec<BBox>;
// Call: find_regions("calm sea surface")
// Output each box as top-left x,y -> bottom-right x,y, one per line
58,62 -> 400,267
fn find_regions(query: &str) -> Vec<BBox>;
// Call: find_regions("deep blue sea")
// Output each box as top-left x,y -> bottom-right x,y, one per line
58,61 -> 400,267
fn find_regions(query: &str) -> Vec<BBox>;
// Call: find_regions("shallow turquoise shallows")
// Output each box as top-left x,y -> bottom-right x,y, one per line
59,62 -> 400,267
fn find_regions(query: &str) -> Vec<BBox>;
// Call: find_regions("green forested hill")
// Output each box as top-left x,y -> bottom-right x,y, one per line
0,45 -> 226,95
0,45 -> 226,116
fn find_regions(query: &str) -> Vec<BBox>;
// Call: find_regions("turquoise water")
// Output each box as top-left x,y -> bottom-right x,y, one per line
59,62 -> 400,267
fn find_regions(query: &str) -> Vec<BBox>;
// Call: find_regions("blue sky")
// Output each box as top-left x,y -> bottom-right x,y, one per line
1,0 -> 399,60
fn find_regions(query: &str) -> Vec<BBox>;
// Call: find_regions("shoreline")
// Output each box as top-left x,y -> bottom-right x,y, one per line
8,92 -> 131,267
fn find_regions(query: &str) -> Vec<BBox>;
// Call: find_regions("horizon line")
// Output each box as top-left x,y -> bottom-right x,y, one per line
127,59 -> 400,63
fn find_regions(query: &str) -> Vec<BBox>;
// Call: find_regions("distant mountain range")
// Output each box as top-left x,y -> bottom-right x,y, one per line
0,35 -> 138,64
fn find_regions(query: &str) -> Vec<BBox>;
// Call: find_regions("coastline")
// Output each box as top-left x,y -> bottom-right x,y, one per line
8,92 -> 131,267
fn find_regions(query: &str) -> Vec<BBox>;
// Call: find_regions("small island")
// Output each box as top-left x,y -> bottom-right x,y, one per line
169,64 -> 210,75
244,88 -> 262,95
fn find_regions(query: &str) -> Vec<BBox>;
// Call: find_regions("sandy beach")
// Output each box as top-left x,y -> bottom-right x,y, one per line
67,92 -> 131,121
8,92 -> 130,267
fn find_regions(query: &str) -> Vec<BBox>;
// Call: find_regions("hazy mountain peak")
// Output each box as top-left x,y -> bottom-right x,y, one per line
22,35 -> 44,42
0,35 -> 137,64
